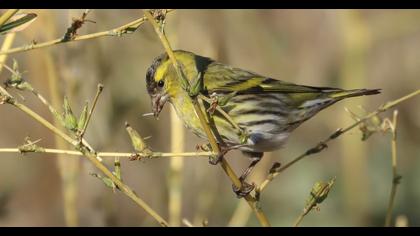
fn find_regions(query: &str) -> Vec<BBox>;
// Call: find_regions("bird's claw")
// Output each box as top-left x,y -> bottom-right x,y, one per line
232,181 -> 255,198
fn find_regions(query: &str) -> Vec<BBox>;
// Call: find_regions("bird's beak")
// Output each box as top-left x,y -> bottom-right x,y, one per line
151,93 -> 169,118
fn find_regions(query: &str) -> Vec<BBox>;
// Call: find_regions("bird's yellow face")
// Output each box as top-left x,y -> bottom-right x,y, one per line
145,53 -> 172,117
145,50 -> 213,117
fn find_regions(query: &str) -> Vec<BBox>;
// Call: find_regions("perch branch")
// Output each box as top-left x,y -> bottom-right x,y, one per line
143,9 -> 271,227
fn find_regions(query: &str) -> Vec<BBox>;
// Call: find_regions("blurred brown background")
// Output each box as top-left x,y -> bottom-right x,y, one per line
0,9 -> 419,226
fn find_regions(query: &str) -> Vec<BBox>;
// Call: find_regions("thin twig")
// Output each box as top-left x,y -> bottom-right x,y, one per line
0,148 -> 212,158
78,83 -> 104,139
294,177 -> 336,227
0,9 -> 175,56
30,87 -> 96,156
256,89 -> 420,195
143,9 -> 271,227
385,110 -> 400,227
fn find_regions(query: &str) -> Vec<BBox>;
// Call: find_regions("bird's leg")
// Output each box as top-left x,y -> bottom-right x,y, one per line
232,152 -> 263,198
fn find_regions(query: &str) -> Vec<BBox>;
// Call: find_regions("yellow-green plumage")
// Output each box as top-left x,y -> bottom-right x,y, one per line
145,50 -> 380,153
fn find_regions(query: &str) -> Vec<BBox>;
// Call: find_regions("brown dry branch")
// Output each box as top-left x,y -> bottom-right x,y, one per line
0,9 -> 175,56
143,9 -> 271,227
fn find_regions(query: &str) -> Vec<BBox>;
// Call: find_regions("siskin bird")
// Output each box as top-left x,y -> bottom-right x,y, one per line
145,50 -> 380,197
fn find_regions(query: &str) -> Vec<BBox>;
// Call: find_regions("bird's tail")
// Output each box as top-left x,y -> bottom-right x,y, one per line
328,88 -> 381,100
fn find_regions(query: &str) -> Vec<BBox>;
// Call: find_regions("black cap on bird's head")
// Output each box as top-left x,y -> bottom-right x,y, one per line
145,52 -> 168,95
145,52 -> 170,118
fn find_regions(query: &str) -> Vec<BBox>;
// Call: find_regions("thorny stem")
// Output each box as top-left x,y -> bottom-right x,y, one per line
143,10 -> 271,227
0,10 -> 175,56
385,110 -> 400,227
0,86 -> 169,226
256,89 -> 420,195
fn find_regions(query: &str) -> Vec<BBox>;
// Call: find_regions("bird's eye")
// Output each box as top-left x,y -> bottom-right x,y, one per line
158,80 -> 165,88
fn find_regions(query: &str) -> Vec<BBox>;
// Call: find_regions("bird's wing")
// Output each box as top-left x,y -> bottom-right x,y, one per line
202,62 -> 380,107
203,62 -> 340,95
202,63 -> 344,106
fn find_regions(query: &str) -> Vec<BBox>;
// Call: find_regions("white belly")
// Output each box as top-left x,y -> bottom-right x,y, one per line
240,130 -> 290,152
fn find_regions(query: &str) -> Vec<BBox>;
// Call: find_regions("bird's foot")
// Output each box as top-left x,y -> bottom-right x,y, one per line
232,180 -> 255,198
